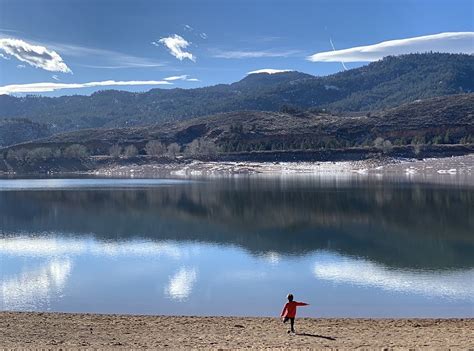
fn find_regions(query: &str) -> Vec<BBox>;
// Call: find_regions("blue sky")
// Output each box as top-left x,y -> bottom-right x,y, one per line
0,0 -> 473,95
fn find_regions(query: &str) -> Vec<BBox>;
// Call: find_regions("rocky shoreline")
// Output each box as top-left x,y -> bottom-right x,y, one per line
1,154 -> 473,186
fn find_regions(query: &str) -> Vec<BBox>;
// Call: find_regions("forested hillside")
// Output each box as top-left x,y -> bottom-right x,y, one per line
0,53 -> 472,135
0,119 -> 52,147
3,93 -> 472,157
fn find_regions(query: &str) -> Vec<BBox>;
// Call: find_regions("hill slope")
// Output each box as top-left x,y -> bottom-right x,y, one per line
0,53 -> 472,134
6,94 -> 473,154
0,119 -> 52,147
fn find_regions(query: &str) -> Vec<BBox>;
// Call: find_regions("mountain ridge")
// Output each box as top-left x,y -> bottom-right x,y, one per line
0,53 -> 472,137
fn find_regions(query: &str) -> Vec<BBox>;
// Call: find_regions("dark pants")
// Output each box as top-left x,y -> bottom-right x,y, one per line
283,317 -> 295,332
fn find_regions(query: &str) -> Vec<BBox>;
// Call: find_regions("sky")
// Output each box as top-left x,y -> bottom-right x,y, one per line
0,0 -> 473,96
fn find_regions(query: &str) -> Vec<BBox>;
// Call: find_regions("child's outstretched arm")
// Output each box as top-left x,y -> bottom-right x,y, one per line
296,302 -> 309,306
280,303 -> 288,317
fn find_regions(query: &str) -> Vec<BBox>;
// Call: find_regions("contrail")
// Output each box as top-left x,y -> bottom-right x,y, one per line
329,38 -> 348,71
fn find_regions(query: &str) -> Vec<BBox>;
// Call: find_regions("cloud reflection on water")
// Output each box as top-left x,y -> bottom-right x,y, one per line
1,258 -> 72,310
164,267 -> 198,301
1,234 -> 473,313
313,253 -> 474,300
0,235 -> 183,259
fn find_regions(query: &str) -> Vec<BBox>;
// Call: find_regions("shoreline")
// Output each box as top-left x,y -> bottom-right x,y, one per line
1,312 -> 472,349
1,155 -> 473,188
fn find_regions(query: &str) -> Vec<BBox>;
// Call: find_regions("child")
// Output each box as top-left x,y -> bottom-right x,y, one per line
280,293 -> 309,334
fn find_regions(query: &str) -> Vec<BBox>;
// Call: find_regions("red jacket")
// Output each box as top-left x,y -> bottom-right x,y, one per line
280,301 -> 308,318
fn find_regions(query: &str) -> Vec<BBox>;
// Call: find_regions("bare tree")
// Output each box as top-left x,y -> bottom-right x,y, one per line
145,140 -> 166,156
184,138 -> 217,157
63,144 -> 89,158
382,140 -> 393,153
185,139 -> 200,156
6,148 -> 28,162
374,137 -> 392,154
124,145 -> 138,158
26,147 -> 53,162
374,137 -> 385,149
109,144 -> 122,158
199,139 -> 217,156
167,142 -> 180,157
413,143 -> 423,156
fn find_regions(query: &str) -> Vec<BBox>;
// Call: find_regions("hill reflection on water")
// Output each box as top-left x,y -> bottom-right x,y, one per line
1,176 -> 472,270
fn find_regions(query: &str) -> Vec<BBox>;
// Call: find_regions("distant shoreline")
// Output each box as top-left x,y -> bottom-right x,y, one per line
1,144 -> 473,176
5,154 -> 469,186
1,154 -> 473,187
1,312 -> 472,349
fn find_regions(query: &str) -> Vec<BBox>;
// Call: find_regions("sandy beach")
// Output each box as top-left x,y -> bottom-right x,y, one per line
0,312 -> 473,349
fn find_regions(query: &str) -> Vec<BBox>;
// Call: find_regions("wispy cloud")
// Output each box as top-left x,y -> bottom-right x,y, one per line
308,32 -> 474,62
0,38 -> 72,73
0,28 -> 20,33
247,68 -> 292,75
212,49 -> 300,59
155,34 -> 196,62
183,25 -> 207,40
49,43 -> 165,69
164,74 -> 199,82
0,80 -> 171,95
239,36 -> 283,44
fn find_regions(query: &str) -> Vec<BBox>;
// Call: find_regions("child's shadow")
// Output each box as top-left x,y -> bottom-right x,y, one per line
296,333 -> 336,341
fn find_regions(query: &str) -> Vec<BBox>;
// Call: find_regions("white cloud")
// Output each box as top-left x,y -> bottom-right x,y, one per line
0,38 -> 72,73
164,74 -> 199,82
0,79 -> 171,95
213,49 -> 300,59
52,75 -> 59,81
308,32 -> 474,62
247,68 -> 292,75
16,64 -> 25,69
164,74 -> 189,81
200,33 -> 208,40
155,34 -> 196,62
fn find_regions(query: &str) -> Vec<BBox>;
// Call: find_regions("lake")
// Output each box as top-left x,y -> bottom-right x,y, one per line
0,176 -> 473,318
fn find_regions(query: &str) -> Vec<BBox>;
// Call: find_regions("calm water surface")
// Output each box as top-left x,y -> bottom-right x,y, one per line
1,176 -> 473,317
